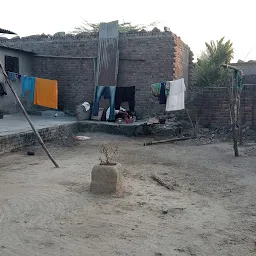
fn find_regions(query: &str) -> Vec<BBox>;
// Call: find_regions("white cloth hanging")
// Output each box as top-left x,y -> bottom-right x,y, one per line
165,78 -> 186,111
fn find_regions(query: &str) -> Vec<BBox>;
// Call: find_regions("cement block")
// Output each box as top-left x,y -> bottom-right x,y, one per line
90,163 -> 122,194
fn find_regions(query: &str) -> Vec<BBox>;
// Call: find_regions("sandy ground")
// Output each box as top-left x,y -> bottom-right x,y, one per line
0,133 -> 256,256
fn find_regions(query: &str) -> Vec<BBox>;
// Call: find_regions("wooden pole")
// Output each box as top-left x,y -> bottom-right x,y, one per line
144,136 -> 194,146
237,93 -> 243,145
0,63 -> 59,167
229,73 -> 239,157
221,64 -> 242,157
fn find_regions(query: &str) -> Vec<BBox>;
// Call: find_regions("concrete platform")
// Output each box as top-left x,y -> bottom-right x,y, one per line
78,120 -> 152,136
0,114 -> 76,136
0,115 -> 181,154
0,114 -> 77,154
78,120 -> 181,137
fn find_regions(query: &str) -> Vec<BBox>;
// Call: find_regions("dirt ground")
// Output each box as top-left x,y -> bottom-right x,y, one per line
0,133 -> 256,256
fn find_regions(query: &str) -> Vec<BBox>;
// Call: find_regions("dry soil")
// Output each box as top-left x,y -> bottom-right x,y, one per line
0,133 -> 256,256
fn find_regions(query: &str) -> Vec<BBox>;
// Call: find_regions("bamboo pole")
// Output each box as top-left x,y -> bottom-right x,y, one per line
0,63 -> 59,167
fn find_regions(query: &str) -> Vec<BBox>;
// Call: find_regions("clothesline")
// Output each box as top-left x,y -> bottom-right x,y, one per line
7,71 -> 58,110
151,78 -> 186,112
0,62 -> 59,167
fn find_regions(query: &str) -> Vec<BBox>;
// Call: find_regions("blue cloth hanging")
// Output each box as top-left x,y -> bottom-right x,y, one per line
92,86 -> 116,121
8,71 -> 17,81
21,75 -> 36,102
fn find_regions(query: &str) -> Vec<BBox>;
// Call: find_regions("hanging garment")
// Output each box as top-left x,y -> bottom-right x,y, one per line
0,82 -> 7,95
115,86 -> 135,112
235,69 -> 243,89
165,78 -> 186,111
8,71 -> 17,81
21,75 -> 36,102
151,82 -> 169,99
151,83 -> 161,97
92,86 -> 116,121
159,82 -> 167,104
34,78 -> 58,109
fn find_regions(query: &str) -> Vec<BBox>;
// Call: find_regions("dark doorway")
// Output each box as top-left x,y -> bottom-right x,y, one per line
5,55 -> 19,73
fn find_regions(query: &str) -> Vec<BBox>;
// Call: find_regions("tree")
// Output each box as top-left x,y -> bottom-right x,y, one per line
73,20 -> 159,34
194,37 -> 243,157
194,37 -> 234,87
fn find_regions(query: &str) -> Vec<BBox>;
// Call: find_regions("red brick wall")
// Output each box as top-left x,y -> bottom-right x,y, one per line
172,34 -> 193,88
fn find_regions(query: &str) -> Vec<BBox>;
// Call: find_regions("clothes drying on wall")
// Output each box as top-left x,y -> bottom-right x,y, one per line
21,75 -> 36,102
92,86 -> 116,121
159,82 -> 167,104
7,71 -> 58,109
34,78 -> 58,109
115,86 -> 135,112
91,85 -> 136,123
165,78 -> 186,111
151,78 -> 186,111
151,82 -> 170,104
8,72 -> 21,81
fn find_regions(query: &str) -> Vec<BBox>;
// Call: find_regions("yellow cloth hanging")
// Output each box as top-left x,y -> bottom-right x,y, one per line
34,78 -> 58,109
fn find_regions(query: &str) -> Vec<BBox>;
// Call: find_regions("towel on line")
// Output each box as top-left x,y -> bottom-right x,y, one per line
34,78 -> 58,109
165,78 -> 186,111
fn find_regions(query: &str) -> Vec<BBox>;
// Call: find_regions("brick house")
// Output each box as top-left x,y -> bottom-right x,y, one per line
0,31 -> 193,118
0,45 -> 34,113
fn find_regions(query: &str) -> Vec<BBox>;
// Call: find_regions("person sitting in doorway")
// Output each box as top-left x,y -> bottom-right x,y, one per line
106,107 -> 133,123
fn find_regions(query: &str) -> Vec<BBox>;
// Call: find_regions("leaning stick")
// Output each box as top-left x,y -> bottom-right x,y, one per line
0,62 -> 59,168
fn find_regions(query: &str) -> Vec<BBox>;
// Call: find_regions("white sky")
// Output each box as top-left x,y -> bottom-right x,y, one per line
1,0 -> 255,61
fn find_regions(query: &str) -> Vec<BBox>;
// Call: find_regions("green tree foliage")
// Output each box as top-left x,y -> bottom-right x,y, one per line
73,20 -> 159,34
194,37 -> 234,87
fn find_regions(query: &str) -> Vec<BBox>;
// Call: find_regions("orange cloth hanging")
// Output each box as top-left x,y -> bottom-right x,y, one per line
34,78 -> 58,109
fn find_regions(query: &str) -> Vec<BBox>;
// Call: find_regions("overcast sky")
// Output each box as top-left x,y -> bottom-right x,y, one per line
1,0 -> 255,61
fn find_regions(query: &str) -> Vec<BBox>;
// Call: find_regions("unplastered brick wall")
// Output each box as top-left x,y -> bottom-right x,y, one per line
0,32 -> 191,117
172,34 -> 193,87
187,85 -> 256,128
117,33 -> 175,117
231,62 -> 256,75
32,56 -> 95,112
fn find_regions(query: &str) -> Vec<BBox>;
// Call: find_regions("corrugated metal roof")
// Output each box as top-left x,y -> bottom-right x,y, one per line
0,28 -> 16,35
